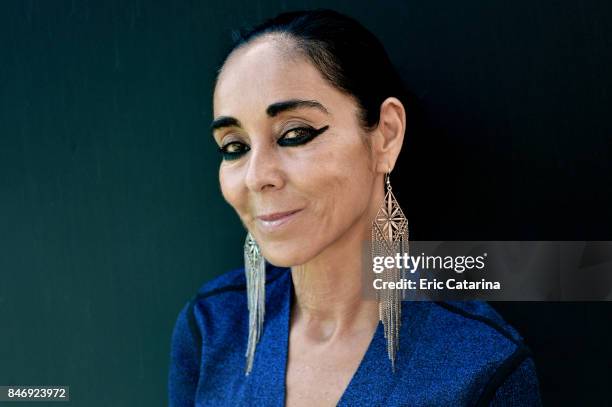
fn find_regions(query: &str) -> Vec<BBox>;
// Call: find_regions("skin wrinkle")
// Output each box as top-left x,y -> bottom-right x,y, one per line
213,35 -> 405,407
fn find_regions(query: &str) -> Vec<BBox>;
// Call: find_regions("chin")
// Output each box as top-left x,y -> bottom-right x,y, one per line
259,239 -> 315,268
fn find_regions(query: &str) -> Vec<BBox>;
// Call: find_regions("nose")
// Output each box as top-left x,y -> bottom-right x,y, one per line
244,143 -> 285,192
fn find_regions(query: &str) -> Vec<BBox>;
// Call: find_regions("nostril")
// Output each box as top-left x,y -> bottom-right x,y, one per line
244,150 -> 284,192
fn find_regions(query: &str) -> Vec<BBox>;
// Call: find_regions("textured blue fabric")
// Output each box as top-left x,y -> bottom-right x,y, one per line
168,264 -> 542,406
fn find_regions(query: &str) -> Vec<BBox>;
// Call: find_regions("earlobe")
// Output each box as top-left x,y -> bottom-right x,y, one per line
376,161 -> 393,174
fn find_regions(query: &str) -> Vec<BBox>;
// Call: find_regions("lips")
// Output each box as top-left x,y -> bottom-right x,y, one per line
255,209 -> 303,233
257,209 -> 302,221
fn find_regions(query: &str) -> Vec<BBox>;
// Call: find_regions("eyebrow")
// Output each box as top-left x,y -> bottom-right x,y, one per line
209,116 -> 241,132
210,99 -> 329,133
266,99 -> 329,117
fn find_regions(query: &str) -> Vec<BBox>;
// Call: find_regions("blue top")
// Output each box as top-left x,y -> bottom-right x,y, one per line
168,264 -> 542,406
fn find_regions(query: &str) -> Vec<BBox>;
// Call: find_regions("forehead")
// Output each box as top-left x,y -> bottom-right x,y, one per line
213,37 -> 341,118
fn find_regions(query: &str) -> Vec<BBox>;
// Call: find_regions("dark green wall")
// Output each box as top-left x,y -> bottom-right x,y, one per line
1,1 -> 243,406
1,1 -> 610,406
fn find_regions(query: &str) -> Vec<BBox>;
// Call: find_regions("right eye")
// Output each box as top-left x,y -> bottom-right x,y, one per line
218,141 -> 250,161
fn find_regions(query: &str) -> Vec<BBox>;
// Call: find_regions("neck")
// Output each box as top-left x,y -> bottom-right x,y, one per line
291,219 -> 369,319
289,183 -> 384,341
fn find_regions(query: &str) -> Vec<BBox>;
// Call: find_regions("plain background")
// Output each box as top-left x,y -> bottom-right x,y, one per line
1,0 -> 611,405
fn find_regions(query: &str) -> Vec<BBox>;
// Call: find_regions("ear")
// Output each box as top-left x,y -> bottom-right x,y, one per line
370,97 -> 406,173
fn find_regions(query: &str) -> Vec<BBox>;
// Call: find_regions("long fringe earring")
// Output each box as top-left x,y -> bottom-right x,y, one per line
371,169 -> 409,371
244,231 -> 266,376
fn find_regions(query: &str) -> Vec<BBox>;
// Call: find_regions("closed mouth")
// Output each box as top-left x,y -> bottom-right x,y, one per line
255,209 -> 303,233
257,209 -> 302,222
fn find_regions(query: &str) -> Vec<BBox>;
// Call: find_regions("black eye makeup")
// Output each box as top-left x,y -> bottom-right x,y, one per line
217,125 -> 330,161
218,140 -> 250,161
277,125 -> 329,147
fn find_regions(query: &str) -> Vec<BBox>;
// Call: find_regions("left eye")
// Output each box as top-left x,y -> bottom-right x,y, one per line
277,125 -> 329,147
282,128 -> 311,140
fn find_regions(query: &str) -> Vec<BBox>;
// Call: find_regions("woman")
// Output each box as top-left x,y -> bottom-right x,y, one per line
169,9 -> 541,406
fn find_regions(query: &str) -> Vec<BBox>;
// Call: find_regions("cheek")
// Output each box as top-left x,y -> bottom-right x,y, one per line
219,166 -> 248,216
303,137 -> 373,219
333,154 -> 372,214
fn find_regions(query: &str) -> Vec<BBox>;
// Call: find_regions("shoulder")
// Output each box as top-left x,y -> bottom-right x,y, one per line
425,300 -> 531,367
175,263 -> 289,338
192,262 -> 288,303
409,301 -> 541,405
169,262 -> 290,360
430,301 -> 524,344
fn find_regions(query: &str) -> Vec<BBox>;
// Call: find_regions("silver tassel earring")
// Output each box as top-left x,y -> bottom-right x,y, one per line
372,170 -> 409,371
244,232 -> 266,376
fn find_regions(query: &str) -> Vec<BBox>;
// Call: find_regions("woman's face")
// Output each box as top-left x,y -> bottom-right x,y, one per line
212,37 -> 379,267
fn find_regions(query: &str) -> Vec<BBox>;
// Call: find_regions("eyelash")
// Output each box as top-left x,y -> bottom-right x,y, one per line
218,125 -> 330,161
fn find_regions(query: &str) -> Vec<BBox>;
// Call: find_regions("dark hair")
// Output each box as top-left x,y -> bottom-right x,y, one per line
217,8 -> 420,135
